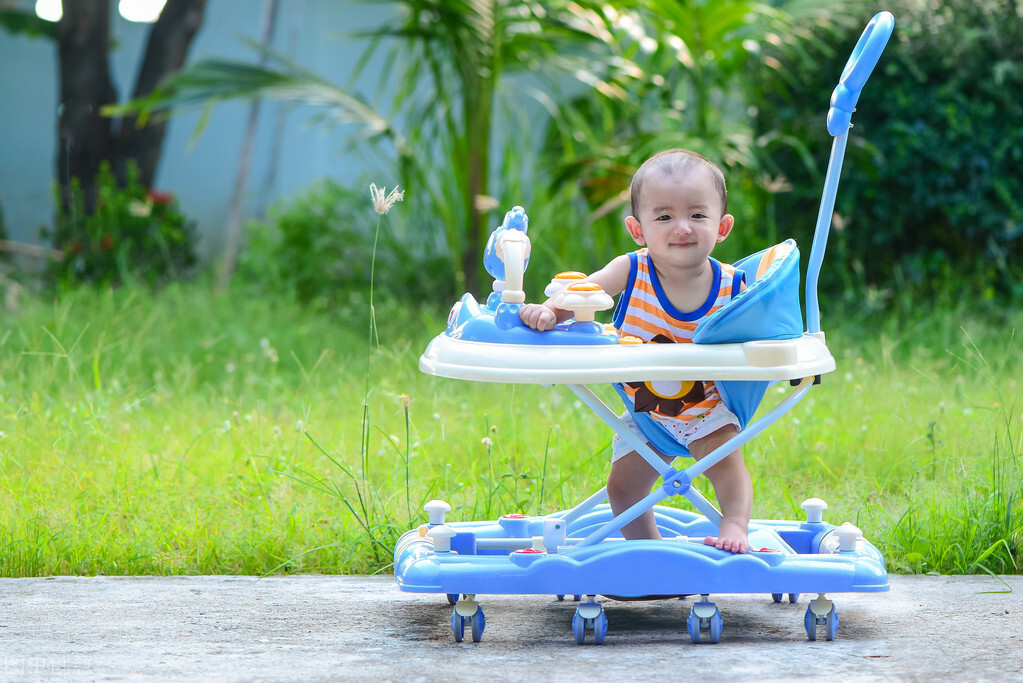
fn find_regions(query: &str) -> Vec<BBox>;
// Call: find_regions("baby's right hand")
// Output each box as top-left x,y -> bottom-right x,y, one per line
519,303 -> 557,331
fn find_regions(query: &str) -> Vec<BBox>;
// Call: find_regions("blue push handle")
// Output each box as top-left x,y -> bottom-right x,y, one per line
826,11 -> 894,136
806,11 -> 894,334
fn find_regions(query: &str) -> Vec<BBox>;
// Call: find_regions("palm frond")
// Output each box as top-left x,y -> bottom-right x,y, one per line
103,55 -> 404,153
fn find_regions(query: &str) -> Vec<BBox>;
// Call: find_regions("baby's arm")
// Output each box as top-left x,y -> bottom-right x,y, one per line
519,255 -> 632,331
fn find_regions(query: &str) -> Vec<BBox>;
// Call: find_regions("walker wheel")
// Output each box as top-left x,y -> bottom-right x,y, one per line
594,610 -> 609,644
709,610 -> 723,644
452,608 -> 466,642
687,599 -> 721,644
572,601 -> 606,644
451,597 -> 484,643
447,593 -> 458,605
826,606 -> 839,641
686,609 -> 701,643
470,607 -> 486,642
804,602 -> 838,641
572,612 -> 586,644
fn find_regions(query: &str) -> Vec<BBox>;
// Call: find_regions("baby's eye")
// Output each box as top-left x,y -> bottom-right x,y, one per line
655,214 -> 672,221
691,213 -> 706,220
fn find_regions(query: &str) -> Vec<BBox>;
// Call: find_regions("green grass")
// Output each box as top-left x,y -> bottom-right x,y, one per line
1,281 -> 1020,576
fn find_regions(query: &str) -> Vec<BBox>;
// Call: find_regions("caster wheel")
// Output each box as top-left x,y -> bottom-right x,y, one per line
572,612 -> 586,644
556,595 -> 564,601
789,593 -> 799,604
709,610 -> 723,644
594,610 -> 609,644
772,593 -> 782,603
572,600 -> 605,645
470,607 -> 486,642
687,598 -> 720,644
826,606 -> 839,641
686,609 -> 700,643
452,596 -> 483,643
805,596 -> 837,641
452,609 -> 466,642
447,593 -> 458,605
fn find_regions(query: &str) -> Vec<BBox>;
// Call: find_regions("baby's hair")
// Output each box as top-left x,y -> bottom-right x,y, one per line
629,149 -> 727,218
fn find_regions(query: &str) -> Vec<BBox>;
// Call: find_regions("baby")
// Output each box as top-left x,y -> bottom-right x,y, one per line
519,149 -> 752,553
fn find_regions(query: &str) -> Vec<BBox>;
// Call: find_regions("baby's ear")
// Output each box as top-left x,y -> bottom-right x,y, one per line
625,216 -> 645,245
716,214 -> 735,243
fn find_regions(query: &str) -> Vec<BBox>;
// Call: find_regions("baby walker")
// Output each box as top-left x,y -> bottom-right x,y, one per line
395,12 -> 895,644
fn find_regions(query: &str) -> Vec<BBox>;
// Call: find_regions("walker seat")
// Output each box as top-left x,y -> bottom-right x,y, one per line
397,12 -> 895,645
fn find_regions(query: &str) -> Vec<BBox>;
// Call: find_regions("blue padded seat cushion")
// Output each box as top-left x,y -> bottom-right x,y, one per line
616,240 -> 803,458
692,239 -> 803,344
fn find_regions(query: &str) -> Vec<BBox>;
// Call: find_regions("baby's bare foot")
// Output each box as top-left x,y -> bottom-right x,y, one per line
703,518 -> 750,554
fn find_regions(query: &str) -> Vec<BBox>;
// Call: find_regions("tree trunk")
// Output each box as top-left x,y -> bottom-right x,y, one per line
113,0 -> 208,188
55,0 -> 207,227
218,0 -> 280,289
57,0 -> 118,212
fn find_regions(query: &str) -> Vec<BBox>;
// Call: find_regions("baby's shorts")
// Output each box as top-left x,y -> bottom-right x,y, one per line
611,400 -> 740,462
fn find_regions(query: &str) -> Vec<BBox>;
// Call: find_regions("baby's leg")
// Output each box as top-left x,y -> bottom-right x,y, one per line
689,425 -> 752,554
607,450 -> 673,539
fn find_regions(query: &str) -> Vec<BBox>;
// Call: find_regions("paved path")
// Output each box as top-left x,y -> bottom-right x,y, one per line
2,574 -> 1022,681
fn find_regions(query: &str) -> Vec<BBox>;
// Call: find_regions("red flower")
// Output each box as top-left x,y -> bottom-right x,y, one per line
147,190 -> 174,205
69,242 -> 83,255
99,234 -> 114,250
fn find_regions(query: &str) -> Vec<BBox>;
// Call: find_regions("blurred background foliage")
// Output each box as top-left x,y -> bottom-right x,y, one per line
24,0 -> 1023,319
750,0 -> 1023,311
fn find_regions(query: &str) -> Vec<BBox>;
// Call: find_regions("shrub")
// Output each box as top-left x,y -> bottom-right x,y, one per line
239,179 -> 457,307
49,161 -> 197,287
749,1 -> 1023,307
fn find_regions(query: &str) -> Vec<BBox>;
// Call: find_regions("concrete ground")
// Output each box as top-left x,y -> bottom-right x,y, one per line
1,574 -> 1022,681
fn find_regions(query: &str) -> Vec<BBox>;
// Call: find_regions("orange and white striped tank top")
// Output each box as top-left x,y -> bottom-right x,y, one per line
612,250 -> 744,419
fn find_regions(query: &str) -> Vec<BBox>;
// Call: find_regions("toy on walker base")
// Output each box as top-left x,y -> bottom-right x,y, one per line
396,12 -> 895,644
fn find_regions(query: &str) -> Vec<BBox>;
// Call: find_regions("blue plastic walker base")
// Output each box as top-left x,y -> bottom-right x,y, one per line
395,504 -> 887,644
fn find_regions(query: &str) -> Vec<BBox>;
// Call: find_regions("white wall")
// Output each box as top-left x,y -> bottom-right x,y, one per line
0,0 -> 394,257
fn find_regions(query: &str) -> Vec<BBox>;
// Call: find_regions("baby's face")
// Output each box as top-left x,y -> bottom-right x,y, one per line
635,167 -> 724,225
630,169 -> 732,269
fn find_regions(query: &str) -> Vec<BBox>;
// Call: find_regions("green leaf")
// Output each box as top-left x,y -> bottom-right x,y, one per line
0,9 -> 58,40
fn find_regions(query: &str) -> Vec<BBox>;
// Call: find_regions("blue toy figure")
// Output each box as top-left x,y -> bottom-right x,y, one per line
401,12 -> 895,645
483,205 -> 530,309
